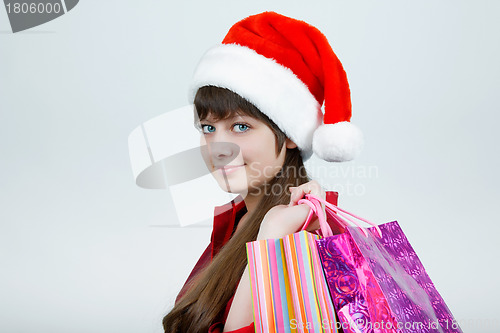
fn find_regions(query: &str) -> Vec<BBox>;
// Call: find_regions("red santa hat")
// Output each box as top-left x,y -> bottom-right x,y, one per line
190,11 -> 363,162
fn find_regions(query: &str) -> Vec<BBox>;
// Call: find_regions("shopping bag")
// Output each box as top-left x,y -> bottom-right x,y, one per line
246,199 -> 339,333
303,194 -> 462,333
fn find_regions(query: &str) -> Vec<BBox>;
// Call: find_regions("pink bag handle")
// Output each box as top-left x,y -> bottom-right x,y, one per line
298,197 -> 333,237
304,194 -> 383,238
324,204 -> 350,229
300,197 -> 356,237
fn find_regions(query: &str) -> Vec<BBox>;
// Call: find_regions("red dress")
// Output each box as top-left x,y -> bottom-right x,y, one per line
176,192 -> 340,332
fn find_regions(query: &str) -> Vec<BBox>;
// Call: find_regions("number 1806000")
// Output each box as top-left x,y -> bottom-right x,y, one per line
6,2 -> 62,14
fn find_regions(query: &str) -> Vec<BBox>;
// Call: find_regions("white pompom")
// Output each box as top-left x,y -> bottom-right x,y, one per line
312,122 -> 364,162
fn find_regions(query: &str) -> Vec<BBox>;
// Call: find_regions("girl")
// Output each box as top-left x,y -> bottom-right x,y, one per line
163,12 -> 363,333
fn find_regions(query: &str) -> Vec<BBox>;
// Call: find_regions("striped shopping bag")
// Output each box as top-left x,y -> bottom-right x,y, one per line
246,199 -> 338,333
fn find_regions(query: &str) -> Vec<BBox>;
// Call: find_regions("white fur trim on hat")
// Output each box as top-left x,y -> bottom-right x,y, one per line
312,122 -> 363,162
189,44 -> 322,158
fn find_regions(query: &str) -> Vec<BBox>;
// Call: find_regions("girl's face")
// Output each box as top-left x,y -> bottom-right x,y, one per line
198,112 -> 296,196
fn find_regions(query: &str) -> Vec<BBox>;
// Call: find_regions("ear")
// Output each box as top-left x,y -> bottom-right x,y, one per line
285,138 -> 297,149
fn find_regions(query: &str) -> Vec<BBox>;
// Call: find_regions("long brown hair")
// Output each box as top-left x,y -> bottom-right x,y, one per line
162,86 -> 310,332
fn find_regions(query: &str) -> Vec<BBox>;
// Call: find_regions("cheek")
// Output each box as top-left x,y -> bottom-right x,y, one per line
244,147 -> 283,179
235,139 -> 257,159
245,130 -> 276,155
199,136 -> 213,167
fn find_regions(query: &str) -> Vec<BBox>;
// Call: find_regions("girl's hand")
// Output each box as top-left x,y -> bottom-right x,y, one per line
257,180 -> 326,240
288,179 -> 326,207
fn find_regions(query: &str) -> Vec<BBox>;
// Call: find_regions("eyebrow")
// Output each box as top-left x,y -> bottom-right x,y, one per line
200,114 -> 247,122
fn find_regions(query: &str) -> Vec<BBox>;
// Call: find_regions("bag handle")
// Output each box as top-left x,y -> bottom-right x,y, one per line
299,197 -> 354,238
324,204 -> 350,229
298,196 -> 333,237
304,194 -> 382,238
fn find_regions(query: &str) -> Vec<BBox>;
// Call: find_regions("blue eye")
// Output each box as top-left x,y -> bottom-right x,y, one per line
201,125 -> 215,134
233,123 -> 249,132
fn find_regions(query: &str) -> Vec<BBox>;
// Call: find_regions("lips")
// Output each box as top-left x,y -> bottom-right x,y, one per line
218,164 -> 245,174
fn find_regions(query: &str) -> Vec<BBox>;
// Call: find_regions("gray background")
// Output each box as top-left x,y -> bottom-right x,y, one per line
1,0 -> 499,332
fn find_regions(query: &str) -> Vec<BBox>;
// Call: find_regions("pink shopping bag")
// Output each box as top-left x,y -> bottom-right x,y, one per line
302,194 -> 462,333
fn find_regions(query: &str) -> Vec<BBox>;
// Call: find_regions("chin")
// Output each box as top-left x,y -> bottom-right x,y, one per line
218,183 -> 249,195
213,178 -> 247,194
212,170 -> 249,193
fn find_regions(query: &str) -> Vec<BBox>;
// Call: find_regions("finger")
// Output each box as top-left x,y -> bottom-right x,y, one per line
288,187 -> 296,206
289,187 -> 306,206
295,182 -> 324,199
290,182 -> 318,205
291,181 -> 327,219
289,181 -> 327,208
307,181 -> 326,201
307,183 -> 326,221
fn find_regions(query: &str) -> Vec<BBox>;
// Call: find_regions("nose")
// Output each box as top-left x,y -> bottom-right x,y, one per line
200,135 -> 241,169
210,141 -> 239,160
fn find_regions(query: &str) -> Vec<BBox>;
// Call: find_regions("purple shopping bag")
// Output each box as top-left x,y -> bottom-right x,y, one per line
303,194 -> 462,333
